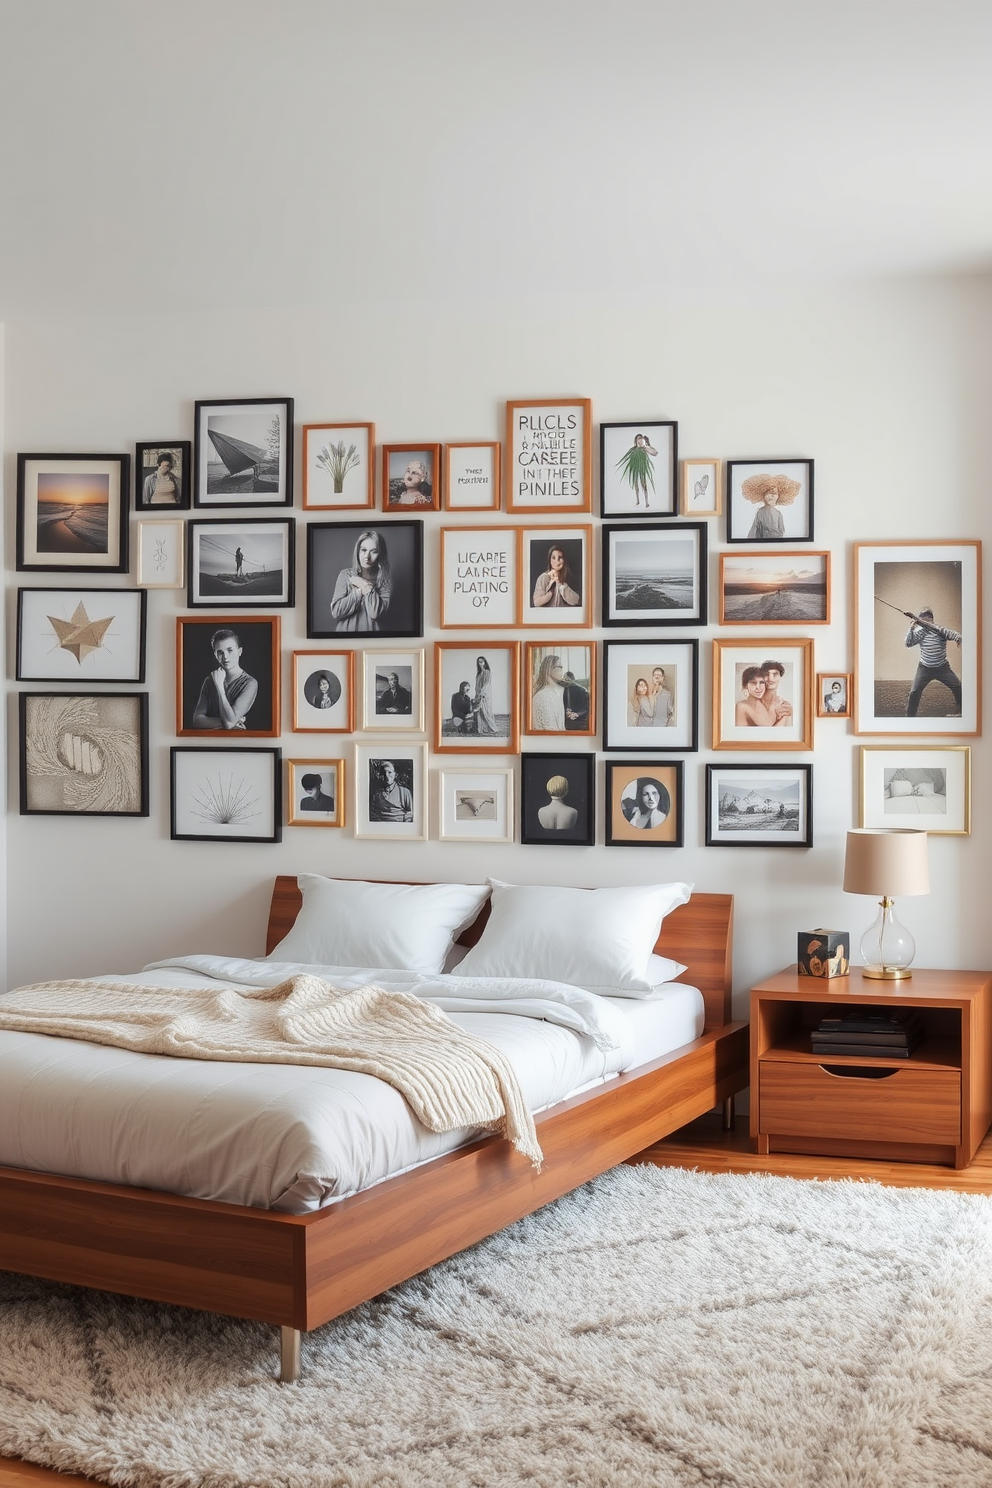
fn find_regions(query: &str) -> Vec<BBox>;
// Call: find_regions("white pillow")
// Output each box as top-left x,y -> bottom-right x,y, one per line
888,779 -> 913,798
269,876 -> 490,975
456,879 -> 692,994
914,782 -> 934,797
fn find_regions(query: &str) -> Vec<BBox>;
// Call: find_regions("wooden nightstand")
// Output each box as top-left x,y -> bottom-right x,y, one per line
750,968 -> 992,1170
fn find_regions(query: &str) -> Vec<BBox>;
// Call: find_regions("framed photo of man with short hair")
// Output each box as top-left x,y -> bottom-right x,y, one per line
176,615 -> 280,737
353,743 -> 427,841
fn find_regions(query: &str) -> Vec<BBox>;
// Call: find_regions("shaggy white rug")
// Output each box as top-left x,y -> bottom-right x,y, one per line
3,1164 -> 992,1487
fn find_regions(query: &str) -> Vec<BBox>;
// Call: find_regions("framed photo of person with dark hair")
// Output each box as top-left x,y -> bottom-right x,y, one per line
291,650 -> 354,733
353,743 -> 427,841
135,441 -> 191,511
600,420 -> 677,517
306,521 -> 423,639
286,759 -> 344,827
605,761 -> 683,847
362,649 -> 425,732
520,752 -> 595,846
518,526 -> 591,628
176,615 -> 280,737
603,639 -> 698,752
712,637 -> 813,751
434,641 -> 520,753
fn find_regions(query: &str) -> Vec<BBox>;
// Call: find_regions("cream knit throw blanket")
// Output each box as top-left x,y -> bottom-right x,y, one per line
0,976 -> 543,1166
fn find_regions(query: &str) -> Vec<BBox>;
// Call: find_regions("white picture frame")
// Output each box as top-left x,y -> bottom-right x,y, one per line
291,650 -> 355,733
136,519 -> 185,588
362,649 -> 426,732
353,742 -> 428,841
680,458 -> 723,517
438,767 -> 514,843
860,746 -> 970,835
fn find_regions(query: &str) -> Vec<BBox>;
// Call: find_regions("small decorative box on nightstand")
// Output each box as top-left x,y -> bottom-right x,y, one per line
749,967 -> 992,1170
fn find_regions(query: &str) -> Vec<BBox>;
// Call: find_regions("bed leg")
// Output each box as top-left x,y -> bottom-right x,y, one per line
722,1097 -> 735,1131
279,1326 -> 301,1383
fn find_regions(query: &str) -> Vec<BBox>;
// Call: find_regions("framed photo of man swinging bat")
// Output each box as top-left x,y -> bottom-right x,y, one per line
854,541 -> 981,736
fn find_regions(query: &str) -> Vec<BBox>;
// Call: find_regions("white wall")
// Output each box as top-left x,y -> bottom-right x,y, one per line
5,277 -> 990,1008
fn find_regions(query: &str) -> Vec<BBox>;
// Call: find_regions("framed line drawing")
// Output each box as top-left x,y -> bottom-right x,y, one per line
306,521 -> 423,640
854,540 -> 981,736
176,615 -> 281,738
194,397 -> 294,507
524,642 -> 595,737
705,763 -> 813,847
187,517 -> 295,607
438,767 -> 514,843
440,526 -> 518,628
362,648 -> 426,732
443,442 -> 501,511
291,649 -> 355,733
19,692 -> 149,817
353,742 -> 428,841
680,458 -> 722,517
134,441 -> 191,510
16,453 -> 129,574
605,761 -> 684,848
382,442 -> 441,511
302,422 -> 375,510
719,551 -> 830,625
599,420 -> 677,517
712,637 -> 814,751
136,519 -> 185,588
286,759 -> 345,827
602,521 -> 707,627
817,672 -> 852,718
520,752 -> 595,847
434,641 -> 520,754
171,746 -> 282,843
519,526 -> 592,628
725,459 -> 814,543
17,588 -> 147,683
859,745 -> 970,835
603,639 -> 699,752
505,397 -> 592,514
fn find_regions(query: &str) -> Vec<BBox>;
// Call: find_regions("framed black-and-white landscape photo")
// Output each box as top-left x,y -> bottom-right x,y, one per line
519,526 -> 592,627
136,519 -> 184,588
438,767 -> 514,843
726,459 -> 814,543
291,649 -> 355,733
302,422 -> 375,510
859,745 -> 970,835
135,441 -> 191,510
680,458 -> 722,517
362,648 -> 425,732
705,763 -> 812,847
187,518 -> 295,607
600,420 -> 677,517
306,521 -> 423,639
171,746 -> 281,843
286,759 -> 345,828
194,397 -> 294,507
505,398 -> 592,514
434,641 -> 520,754
353,743 -> 428,841
443,442 -> 501,511
17,588 -> 147,683
20,692 -> 149,816
719,551 -> 830,625
712,637 -> 814,751
602,522 -> 707,627
440,527 -> 518,627
382,443 -> 441,511
520,752 -> 595,846
603,639 -> 698,752
16,453 -> 129,573
605,761 -> 684,848
524,642 -> 596,737
176,615 -> 280,737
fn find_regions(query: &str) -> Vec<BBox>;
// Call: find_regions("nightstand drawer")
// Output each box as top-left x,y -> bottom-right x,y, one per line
758,1061 -> 961,1146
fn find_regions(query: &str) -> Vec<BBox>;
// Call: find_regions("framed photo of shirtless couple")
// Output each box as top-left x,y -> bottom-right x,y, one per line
853,541 -> 981,737
176,616 -> 281,738
712,638 -> 814,751
353,743 -> 428,841
602,640 -> 699,753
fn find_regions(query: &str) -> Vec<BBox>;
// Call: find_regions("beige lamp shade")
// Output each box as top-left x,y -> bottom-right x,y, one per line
843,829 -> 930,898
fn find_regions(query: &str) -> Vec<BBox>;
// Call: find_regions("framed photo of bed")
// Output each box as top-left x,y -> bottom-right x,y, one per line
302,422 -> 375,510
602,522 -> 707,627
599,420 -> 677,517
16,587 -> 147,683
440,527 -> 518,628
603,639 -> 698,752
438,767 -> 514,843
505,397 -> 592,514
362,649 -> 426,732
605,761 -> 684,847
291,649 -> 355,733
16,452 -> 129,573
705,763 -> 813,847
353,743 -> 428,840
725,458 -> 814,543
524,642 -> 596,737
711,637 -> 814,751
134,441 -> 191,510
186,518 -> 295,608
859,746 -> 970,835
306,521 -> 424,640
434,641 -> 520,753
193,397 -> 294,507
176,615 -> 281,737
382,443 -> 441,511
286,759 -> 345,827
520,752 -> 595,846
171,746 -> 282,842
19,691 -> 149,816
518,526 -> 592,628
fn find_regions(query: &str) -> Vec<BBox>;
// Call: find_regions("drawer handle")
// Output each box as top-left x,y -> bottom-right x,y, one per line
820,1064 -> 899,1080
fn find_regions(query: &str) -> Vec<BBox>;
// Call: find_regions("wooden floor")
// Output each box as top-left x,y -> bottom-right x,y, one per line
6,1111 -> 992,1488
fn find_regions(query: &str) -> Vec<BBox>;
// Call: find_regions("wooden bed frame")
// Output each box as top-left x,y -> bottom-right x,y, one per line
0,877 -> 748,1380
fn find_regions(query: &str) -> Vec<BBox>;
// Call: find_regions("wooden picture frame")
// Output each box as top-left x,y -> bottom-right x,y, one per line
605,761 -> 684,847
194,398 -> 294,508
136,519 -> 185,588
434,641 -> 520,754
523,642 -> 596,737
16,453 -> 129,574
602,639 -> 699,752
718,551 -> 830,625
505,397 -> 592,514
859,745 -> 970,835
306,521 -> 424,640
381,442 -> 441,512
725,459 -> 814,543
599,420 -> 677,517
19,692 -> 149,816
438,767 -> 515,843
443,442 -> 501,511
817,672 -> 852,718
134,441 -> 191,510
680,458 -> 722,517
602,521 -> 707,627
439,526 -> 518,628
176,615 -> 281,738
171,746 -> 282,843
711,637 -> 814,751
187,518 -> 295,608
302,422 -> 375,510
362,648 -> 426,732
16,588 -> 147,684
286,759 -> 345,827
705,763 -> 813,847
353,742 -> 428,841
291,649 -> 355,733
520,752 -> 595,846
518,525 -> 592,628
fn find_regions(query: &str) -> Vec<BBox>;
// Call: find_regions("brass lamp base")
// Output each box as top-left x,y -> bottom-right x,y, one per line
862,965 -> 913,980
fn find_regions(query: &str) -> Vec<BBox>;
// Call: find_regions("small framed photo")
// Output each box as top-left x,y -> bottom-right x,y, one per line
382,443 -> 441,511
605,761 -> 684,848
362,649 -> 426,732
287,759 -> 345,827
726,459 -> 814,543
194,397 -> 294,507
520,752 -> 595,846
505,398 -> 592,513
354,743 -> 428,840
435,641 -> 520,753
680,458 -> 722,517
171,746 -> 281,843
302,422 -> 375,509
187,518 -> 295,607
524,642 -> 596,736
440,527 -> 518,628
719,551 -> 830,625
291,649 -> 355,733
16,453 -> 129,574
176,615 -> 280,737
705,763 -> 813,848
306,521 -> 423,639
599,420 -> 677,517
854,540 -> 980,736
17,588 -> 147,683
443,442 -> 501,511
135,441 -> 191,510
817,672 -> 852,718
519,526 -> 592,627
603,639 -> 698,752
860,746 -> 970,835
602,522 -> 707,627
19,692 -> 149,816
137,519 -> 185,588
712,637 -> 814,751
439,767 -> 514,843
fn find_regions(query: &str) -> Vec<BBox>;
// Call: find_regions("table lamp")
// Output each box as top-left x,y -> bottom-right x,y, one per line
842,828 -> 930,980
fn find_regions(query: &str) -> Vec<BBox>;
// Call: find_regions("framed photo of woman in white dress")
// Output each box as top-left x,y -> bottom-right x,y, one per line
434,641 -> 520,754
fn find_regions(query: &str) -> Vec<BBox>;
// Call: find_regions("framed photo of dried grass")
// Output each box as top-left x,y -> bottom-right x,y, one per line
302,423 -> 375,510
680,458 -> 722,517
505,398 -> 592,513
19,692 -> 149,816
719,551 -> 830,625
859,746 -> 970,835
524,642 -> 595,736
712,637 -> 814,751
286,759 -> 345,827
605,761 -> 683,848
443,442 -> 501,511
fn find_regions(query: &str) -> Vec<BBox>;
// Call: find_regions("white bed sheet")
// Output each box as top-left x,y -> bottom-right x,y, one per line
0,963 -> 703,1214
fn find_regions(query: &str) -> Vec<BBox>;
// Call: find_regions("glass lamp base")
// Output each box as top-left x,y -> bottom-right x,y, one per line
859,898 -> 915,980
861,964 -> 913,980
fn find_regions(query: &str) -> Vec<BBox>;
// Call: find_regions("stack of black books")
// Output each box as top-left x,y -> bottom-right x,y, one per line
810,1009 -> 925,1059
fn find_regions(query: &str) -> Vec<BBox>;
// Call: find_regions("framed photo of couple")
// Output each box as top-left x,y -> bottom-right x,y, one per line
524,643 -> 595,737
434,642 -> 520,754
602,640 -> 699,752
712,638 -> 814,751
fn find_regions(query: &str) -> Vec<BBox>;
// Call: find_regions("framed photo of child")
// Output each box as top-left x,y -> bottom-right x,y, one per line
382,444 -> 441,511
725,459 -> 814,543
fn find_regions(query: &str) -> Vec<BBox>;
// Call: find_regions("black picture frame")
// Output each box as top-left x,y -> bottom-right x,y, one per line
725,459 -> 814,543
306,520 -> 424,639
16,587 -> 147,683
171,746 -> 282,843
601,522 -> 707,627
19,691 -> 149,816
602,638 -> 699,752
134,441 -> 192,510
704,763 -> 813,847
186,518 -> 296,608
520,751 -> 595,846
194,397 -> 294,507
16,453 -> 130,574
599,420 -> 678,518
605,761 -> 684,847
176,615 -> 281,737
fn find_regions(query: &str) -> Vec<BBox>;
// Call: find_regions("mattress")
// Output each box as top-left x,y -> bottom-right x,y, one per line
0,958 -> 704,1214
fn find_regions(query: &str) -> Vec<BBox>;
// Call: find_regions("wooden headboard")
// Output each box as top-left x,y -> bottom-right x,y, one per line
266,877 -> 733,1032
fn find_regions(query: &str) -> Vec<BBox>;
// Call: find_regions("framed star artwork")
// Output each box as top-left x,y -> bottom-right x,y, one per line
16,588 -> 147,683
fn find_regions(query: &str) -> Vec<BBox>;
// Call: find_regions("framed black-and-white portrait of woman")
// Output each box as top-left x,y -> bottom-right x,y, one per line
291,649 -> 355,733
605,761 -> 684,847
520,752 -> 595,846
176,615 -> 280,737
306,521 -> 423,640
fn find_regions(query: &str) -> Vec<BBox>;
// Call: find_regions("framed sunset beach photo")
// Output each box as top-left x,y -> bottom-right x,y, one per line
17,454 -> 129,573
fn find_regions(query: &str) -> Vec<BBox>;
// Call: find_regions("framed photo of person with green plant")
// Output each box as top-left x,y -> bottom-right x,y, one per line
600,420 -> 677,517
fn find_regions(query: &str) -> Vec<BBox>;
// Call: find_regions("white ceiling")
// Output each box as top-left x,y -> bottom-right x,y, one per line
1,0 -> 991,317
